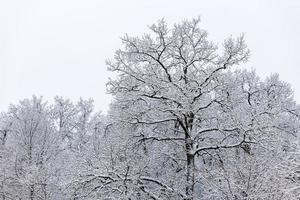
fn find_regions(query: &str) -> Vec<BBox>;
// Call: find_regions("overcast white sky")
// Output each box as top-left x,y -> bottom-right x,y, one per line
0,0 -> 299,113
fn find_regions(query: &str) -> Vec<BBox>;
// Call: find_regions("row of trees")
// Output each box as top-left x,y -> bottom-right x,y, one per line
1,18 -> 300,199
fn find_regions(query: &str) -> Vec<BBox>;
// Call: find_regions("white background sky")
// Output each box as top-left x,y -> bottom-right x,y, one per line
0,0 -> 299,113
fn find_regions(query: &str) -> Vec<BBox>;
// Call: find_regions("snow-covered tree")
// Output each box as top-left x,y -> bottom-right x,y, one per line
106,18 -> 300,199
1,96 -> 61,199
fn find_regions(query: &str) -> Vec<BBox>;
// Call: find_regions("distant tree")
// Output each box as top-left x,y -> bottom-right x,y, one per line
0,97 -> 61,199
106,18 -> 300,199
50,97 -> 95,198
0,113 -> 14,200
51,96 -> 78,143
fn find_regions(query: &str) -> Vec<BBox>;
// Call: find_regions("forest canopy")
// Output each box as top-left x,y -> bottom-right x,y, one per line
1,18 -> 300,200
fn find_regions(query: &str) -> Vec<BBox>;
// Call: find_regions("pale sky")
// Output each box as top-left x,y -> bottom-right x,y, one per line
1,0 -> 299,113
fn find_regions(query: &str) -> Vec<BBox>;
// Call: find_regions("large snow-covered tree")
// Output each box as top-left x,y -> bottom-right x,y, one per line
106,18 -> 300,199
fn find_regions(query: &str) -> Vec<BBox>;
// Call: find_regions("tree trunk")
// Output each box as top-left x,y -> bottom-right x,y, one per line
186,152 -> 195,200
185,137 -> 195,200
30,185 -> 34,200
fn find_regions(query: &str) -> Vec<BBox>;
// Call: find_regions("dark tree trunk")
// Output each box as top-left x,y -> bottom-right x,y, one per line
30,185 -> 34,200
186,151 -> 195,200
185,134 -> 195,200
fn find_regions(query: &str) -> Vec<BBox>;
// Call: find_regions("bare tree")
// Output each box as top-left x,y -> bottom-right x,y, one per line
1,97 -> 61,199
107,18 -> 300,199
